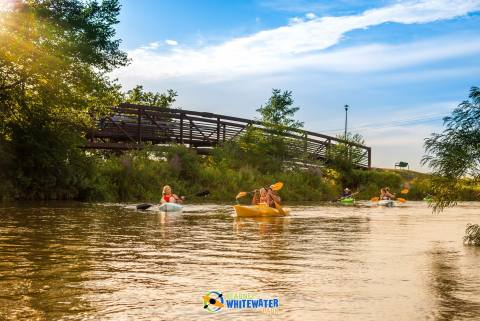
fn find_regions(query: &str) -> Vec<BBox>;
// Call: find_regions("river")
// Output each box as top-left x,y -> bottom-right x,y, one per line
1,202 -> 480,320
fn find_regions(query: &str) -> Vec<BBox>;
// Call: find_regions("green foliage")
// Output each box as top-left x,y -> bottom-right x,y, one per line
257,89 -> 303,131
210,89 -> 308,174
422,86 -> 480,211
0,0 -> 126,199
346,169 -> 403,199
212,129 -> 283,173
70,145 -> 337,203
125,85 -> 177,107
326,132 -> 367,175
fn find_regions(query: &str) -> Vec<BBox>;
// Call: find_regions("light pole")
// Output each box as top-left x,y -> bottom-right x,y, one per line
344,104 -> 349,139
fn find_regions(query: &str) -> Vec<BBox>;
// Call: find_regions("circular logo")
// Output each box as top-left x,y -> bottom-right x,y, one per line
203,291 -> 224,313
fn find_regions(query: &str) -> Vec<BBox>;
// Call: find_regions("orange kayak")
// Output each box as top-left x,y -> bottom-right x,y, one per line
234,204 -> 289,217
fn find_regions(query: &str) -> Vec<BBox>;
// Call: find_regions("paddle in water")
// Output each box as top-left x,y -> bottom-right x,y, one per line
136,189 -> 210,210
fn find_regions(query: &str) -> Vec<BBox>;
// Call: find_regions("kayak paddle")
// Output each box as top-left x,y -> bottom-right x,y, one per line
235,182 -> 284,199
136,189 -> 210,211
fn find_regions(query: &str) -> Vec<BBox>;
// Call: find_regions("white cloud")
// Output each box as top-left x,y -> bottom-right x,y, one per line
288,16 -> 304,24
140,41 -> 160,50
305,12 -> 316,19
165,39 -> 178,46
114,0 -> 480,83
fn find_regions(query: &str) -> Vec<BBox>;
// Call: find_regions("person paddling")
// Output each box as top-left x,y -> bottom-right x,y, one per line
380,187 -> 395,200
161,185 -> 183,204
340,188 -> 353,199
252,188 -> 268,205
266,186 -> 281,208
252,186 -> 281,208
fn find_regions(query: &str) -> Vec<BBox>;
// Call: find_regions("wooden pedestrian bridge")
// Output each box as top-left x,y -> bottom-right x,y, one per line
85,103 -> 372,168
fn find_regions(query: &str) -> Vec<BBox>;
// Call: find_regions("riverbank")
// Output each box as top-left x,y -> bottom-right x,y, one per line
2,145 -> 477,203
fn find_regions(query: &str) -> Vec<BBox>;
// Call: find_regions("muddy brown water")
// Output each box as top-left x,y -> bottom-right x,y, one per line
1,202 -> 480,320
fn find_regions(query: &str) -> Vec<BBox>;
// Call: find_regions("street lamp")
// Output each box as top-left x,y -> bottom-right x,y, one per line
344,104 -> 349,139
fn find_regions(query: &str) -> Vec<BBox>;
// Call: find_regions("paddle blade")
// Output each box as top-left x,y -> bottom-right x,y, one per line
270,182 -> 284,191
195,190 -> 210,197
397,197 -> 407,203
136,203 -> 152,210
400,188 -> 409,194
370,197 -> 379,202
236,192 -> 247,199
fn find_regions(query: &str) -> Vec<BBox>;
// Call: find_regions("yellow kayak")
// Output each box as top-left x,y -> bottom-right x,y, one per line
234,204 -> 289,217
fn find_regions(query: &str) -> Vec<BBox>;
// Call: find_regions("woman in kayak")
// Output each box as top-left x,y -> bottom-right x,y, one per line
266,186 -> 281,208
161,185 -> 183,204
252,186 -> 281,208
380,187 -> 395,200
252,188 -> 268,205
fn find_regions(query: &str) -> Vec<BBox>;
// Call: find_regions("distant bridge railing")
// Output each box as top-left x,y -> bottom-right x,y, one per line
85,103 -> 371,168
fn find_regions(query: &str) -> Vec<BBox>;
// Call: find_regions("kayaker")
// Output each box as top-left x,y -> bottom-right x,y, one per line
252,188 -> 268,205
266,186 -> 281,208
161,185 -> 183,204
380,187 -> 395,200
340,188 -> 352,199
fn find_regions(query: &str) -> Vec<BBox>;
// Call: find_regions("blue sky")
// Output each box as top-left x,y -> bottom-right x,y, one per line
113,0 -> 480,171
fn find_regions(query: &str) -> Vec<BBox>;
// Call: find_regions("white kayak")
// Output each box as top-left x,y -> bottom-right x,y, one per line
158,203 -> 183,213
377,200 -> 395,207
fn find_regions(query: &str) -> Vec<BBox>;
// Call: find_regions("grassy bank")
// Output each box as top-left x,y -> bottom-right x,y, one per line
2,143 -> 478,203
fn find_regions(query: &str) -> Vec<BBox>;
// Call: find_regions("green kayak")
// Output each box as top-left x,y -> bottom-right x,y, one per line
339,197 -> 355,205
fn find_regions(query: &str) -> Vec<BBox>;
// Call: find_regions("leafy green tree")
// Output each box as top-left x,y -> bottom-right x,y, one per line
326,132 -> 368,187
422,86 -> 480,211
211,89 -> 305,173
0,0 -> 127,199
125,85 -> 177,107
256,89 -> 304,132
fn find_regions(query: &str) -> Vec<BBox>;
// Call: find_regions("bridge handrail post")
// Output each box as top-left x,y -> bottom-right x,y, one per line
368,147 -> 372,168
137,106 -> 142,144
180,112 -> 184,144
216,116 -> 220,143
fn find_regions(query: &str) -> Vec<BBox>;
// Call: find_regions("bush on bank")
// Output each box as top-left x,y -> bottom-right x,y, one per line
2,142 -> 478,203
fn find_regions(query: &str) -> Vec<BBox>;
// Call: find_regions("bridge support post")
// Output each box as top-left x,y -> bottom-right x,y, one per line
189,119 -> 193,148
180,113 -> 184,144
217,117 -> 220,143
137,107 -> 143,144
368,147 -> 372,168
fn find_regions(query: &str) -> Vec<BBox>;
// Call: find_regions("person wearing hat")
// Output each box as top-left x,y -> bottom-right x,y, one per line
341,188 -> 353,199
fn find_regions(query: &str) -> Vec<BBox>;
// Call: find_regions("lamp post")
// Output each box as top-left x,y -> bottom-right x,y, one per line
344,104 -> 349,139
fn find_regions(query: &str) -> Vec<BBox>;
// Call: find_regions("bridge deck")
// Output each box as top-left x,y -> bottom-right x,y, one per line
85,103 -> 371,168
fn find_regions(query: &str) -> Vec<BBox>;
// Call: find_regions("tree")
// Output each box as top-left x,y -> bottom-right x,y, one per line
125,85 -> 177,107
325,132 -> 369,188
211,89 -> 305,173
422,86 -> 480,211
0,0 -> 127,199
256,89 -> 304,132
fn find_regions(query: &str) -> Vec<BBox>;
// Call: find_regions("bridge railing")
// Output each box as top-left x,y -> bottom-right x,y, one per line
86,103 -> 371,168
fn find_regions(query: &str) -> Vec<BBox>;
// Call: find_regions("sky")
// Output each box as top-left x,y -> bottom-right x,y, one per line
112,0 -> 480,171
